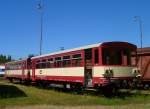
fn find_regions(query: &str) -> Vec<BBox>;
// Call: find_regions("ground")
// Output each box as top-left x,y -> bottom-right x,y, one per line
0,79 -> 150,109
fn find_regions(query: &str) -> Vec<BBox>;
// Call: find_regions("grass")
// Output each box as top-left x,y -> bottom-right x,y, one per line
0,80 -> 150,109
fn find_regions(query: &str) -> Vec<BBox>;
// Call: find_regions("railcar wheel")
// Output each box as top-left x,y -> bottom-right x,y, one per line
70,83 -> 83,94
37,81 -> 48,88
8,78 -> 13,83
19,79 -> 22,84
102,84 -> 118,97
144,84 -> 149,90
75,83 -> 84,94
23,79 -> 31,85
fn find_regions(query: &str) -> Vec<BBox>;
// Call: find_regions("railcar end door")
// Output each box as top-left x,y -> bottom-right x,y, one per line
84,48 -> 93,88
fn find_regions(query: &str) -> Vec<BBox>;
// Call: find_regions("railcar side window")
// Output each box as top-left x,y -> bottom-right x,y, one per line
5,63 -> 22,70
36,60 -> 41,68
102,49 -> 110,65
47,58 -> 54,68
94,49 -> 99,64
41,60 -> 46,68
63,56 -> 71,67
72,54 -> 82,66
55,57 -> 62,67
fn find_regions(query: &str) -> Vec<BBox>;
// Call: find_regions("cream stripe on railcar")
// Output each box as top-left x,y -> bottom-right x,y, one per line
93,66 -> 135,77
35,67 -> 84,77
5,70 -> 22,76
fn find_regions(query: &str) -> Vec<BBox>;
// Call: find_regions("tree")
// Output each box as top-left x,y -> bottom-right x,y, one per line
0,54 -> 12,64
28,54 -> 36,58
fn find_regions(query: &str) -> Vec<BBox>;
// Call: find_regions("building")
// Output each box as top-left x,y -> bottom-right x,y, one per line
0,65 -> 5,76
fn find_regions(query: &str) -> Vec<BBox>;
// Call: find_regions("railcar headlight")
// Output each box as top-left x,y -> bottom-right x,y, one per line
103,68 -> 114,78
132,68 -> 141,78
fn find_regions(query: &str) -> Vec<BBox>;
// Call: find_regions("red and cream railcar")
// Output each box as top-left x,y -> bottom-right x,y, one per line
5,58 -> 31,82
5,41 -> 138,89
30,41 -> 137,88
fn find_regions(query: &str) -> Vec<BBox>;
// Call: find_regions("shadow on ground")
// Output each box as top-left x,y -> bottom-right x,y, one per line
9,81 -> 149,100
43,86 -> 150,99
0,85 -> 27,99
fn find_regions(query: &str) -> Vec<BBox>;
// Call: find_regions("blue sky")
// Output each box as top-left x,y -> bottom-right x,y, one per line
0,0 -> 150,59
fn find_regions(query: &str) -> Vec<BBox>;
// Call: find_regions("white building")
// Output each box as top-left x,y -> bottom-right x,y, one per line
0,65 -> 5,75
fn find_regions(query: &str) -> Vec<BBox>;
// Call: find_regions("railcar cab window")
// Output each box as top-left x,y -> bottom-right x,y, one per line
63,56 -> 71,67
72,54 -> 82,66
102,48 -> 122,65
55,57 -> 62,67
102,48 -> 133,66
123,49 -> 131,65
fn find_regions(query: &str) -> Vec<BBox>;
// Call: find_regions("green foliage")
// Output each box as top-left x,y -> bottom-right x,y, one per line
28,54 -> 37,58
0,55 -> 12,64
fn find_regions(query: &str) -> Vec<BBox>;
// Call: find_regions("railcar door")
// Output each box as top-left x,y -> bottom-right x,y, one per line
84,48 -> 93,88
27,58 -> 32,81
22,62 -> 25,80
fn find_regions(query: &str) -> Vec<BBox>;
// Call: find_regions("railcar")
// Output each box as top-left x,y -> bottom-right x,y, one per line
5,41 -> 139,91
132,47 -> 150,89
5,58 -> 31,82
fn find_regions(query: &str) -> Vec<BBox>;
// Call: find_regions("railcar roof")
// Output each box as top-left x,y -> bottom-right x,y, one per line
5,59 -> 26,64
137,47 -> 150,55
32,42 -> 102,59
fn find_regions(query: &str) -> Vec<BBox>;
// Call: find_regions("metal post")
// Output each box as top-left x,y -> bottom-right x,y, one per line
134,16 -> 143,71
37,0 -> 44,55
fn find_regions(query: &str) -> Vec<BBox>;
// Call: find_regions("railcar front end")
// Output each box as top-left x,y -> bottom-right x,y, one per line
90,42 -> 139,89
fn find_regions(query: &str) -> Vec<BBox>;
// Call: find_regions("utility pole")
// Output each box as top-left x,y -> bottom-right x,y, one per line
134,16 -> 143,71
37,0 -> 44,55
